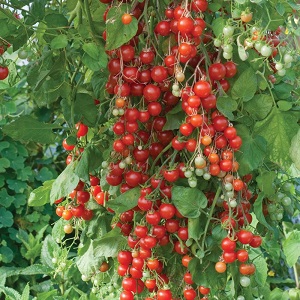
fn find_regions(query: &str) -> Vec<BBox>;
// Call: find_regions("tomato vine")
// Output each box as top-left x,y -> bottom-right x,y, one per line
0,0 -> 300,299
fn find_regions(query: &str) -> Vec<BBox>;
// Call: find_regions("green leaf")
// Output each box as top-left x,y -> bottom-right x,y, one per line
277,100 -> 293,111
282,230 -> 300,267
0,246 -> 13,263
93,228 -> 127,258
0,157 -> 10,172
172,186 -> 207,218
41,235 -> 60,269
0,208 -> 13,228
7,179 -> 27,193
21,283 -> 30,300
2,116 -> 61,144
289,129 -> 300,170
50,34 -> 68,49
44,13 -> 68,27
270,288 -> 289,300
19,264 -> 52,276
91,70 -> 109,99
106,5 -> 138,50
75,144 -> 103,181
0,286 -> 21,300
35,167 -> 54,182
50,162 -> 79,204
28,180 -> 54,207
82,42 -> 107,71
234,125 -> 267,175
243,94 -> 273,120
231,68 -> 257,101
52,218 -> 67,241
74,93 -> 98,126
254,108 -> 299,168
253,193 -> 273,230
212,17 -> 225,37
216,96 -> 238,120
273,82 -> 294,100
249,248 -> 268,286
256,171 -> 276,198
188,258 -> 226,288
0,189 -> 14,208
76,242 -> 103,277
107,187 -> 141,214
163,104 -> 185,130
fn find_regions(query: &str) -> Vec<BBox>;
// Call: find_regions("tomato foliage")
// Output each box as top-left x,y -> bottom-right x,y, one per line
0,0 -> 300,299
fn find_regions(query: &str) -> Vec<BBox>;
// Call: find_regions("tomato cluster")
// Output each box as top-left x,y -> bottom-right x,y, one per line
52,0 -> 296,298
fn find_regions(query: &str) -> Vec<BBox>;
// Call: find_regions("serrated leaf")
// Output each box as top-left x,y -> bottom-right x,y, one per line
75,144 -> 103,182
106,5 -> 138,50
231,68 -> 257,101
107,187 -> 140,214
21,283 -> 30,300
50,34 -> 68,49
2,116 -> 61,144
289,129 -> 300,170
254,108 -> 299,169
256,171 -> 276,198
76,242 -> 103,277
282,230 -> 300,267
172,186 -> 207,218
50,162 -> 79,204
253,193 -> 273,230
28,180 -> 54,207
243,94 -> 273,120
41,235 -> 60,269
249,248 -> 268,286
235,125 -> 267,175
216,96 -> 237,120
0,286 -> 21,300
93,228 -> 127,258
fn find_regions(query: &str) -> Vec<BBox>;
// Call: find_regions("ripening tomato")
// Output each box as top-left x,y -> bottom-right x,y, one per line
157,288 -> 172,300
215,261 -> 227,273
239,263 -> 256,275
159,203 -> 176,219
122,13 -> 132,25
221,237 -> 236,252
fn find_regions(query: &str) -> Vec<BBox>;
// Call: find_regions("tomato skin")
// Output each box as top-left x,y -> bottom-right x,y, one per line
209,63 -> 226,81
76,122 -> 88,137
193,80 -> 211,98
122,13 -> 132,25
159,203 -> 176,219
221,237 -> 236,252
120,290 -> 134,300
0,66 -> 9,80
184,272 -> 194,284
157,289 -> 172,300
125,170 -> 142,187
249,235 -> 262,248
182,255 -> 192,267
236,249 -> 249,262
118,251 -> 133,266
222,251 -> 237,263
163,169 -> 179,183
237,230 -> 254,244
239,263 -> 256,275
215,261 -> 227,273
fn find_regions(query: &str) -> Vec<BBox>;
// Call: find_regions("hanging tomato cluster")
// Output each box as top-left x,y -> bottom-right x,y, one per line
51,0 -> 297,299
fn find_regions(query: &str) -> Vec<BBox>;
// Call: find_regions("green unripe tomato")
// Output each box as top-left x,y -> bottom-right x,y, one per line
289,288 -> 300,300
18,49 -> 28,59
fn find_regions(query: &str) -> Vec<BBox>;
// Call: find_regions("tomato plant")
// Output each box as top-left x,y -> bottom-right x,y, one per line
1,0 -> 300,299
